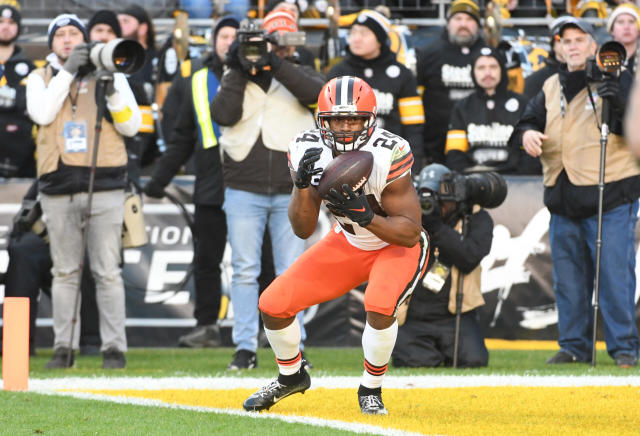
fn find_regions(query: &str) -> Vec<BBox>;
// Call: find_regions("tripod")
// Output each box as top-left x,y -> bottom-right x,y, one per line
66,75 -> 111,367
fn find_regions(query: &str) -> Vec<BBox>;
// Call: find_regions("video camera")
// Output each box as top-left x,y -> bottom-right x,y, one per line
87,38 -> 145,74
418,164 -> 508,216
236,19 -> 306,74
585,40 -> 626,83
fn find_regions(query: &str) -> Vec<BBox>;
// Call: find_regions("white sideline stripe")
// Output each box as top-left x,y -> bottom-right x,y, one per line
35,390 -> 425,436
20,375 -> 640,391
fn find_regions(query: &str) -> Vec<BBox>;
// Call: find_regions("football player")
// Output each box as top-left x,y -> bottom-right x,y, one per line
243,76 -> 429,415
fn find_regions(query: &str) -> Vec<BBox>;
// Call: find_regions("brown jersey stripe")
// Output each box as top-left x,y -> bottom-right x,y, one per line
390,152 -> 414,171
387,156 -> 415,182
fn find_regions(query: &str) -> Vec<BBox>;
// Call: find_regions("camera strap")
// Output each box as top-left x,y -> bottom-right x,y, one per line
585,84 -> 601,131
67,82 -> 80,117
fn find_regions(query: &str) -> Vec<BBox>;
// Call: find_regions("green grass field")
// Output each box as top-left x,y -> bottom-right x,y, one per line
1,347 -> 638,436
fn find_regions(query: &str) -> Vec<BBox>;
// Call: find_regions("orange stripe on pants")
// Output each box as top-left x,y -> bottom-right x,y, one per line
259,229 -> 427,318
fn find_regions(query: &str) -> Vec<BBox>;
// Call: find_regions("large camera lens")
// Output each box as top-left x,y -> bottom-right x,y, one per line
90,39 -> 145,74
464,172 -> 508,209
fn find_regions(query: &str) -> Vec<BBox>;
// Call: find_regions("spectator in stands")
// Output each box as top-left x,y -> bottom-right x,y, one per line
211,10 -> 324,369
265,0 -> 316,68
26,14 -> 141,369
327,9 -> 425,172
0,0 -> 35,178
445,47 -> 538,174
523,16 -> 569,100
416,0 -> 486,164
608,4 -> 639,75
393,163 -> 491,368
144,17 -> 239,348
515,18 -> 640,368
118,4 -> 159,168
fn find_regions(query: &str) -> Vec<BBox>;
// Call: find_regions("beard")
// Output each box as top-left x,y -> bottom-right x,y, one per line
449,30 -> 479,48
0,34 -> 17,46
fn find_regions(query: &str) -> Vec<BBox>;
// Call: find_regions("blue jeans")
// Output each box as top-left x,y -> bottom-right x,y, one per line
549,201 -> 639,360
223,188 -> 306,352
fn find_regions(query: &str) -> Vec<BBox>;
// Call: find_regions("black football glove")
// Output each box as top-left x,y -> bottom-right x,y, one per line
143,179 -> 166,199
326,184 -> 374,227
597,80 -> 624,112
294,147 -> 323,189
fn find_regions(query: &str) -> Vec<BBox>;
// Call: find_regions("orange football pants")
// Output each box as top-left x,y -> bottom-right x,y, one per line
259,228 -> 429,318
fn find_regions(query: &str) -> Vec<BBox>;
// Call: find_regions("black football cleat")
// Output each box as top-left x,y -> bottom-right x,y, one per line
359,393 -> 389,415
243,369 -> 311,412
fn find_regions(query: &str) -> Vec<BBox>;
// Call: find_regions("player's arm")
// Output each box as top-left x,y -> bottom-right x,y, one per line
288,178 -> 323,239
367,174 -> 422,247
288,146 -> 324,239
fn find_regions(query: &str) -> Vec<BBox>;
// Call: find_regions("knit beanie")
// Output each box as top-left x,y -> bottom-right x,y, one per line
263,9 -> 298,35
0,0 -> 20,30
447,0 -> 481,24
213,16 -> 239,45
88,10 -> 122,38
353,9 -> 390,46
607,4 -> 639,33
47,13 -> 88,48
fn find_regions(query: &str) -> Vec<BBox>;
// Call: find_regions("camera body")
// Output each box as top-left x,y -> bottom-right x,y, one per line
87,38 -> 145,74
418,164 -> 508,216
236,19 -> 306,74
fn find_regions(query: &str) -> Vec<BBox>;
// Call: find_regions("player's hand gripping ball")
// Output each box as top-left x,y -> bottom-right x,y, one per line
317,150 -> 374,199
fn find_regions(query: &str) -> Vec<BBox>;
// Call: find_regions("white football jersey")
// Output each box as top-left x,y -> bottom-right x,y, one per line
288,127 -> 414,251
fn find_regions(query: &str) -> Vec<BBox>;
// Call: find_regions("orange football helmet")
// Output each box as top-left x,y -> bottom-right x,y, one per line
316,76 -> 377,153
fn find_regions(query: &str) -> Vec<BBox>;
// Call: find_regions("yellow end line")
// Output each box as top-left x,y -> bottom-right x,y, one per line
485,338 -> 607,350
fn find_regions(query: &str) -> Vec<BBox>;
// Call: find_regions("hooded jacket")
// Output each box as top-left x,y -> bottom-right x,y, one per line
0,45 -> 36,178
445,48 -> 540,174
416,29 -> 486,164
327,46 -> 426,171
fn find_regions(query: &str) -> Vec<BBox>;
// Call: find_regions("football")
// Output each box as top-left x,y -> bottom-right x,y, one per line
317,150 -> 374,199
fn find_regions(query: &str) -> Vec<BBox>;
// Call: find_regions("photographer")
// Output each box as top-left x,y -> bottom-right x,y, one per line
26,14 -> 141,369
392,164 -> 492,368
515,18 -> 640,368
211,10 -> 324,370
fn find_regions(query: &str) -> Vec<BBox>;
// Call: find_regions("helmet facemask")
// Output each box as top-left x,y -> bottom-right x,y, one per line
317,111 -> 376,153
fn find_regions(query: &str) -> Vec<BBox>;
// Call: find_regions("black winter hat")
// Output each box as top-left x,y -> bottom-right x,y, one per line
0,1 -> 20,28
448,0 -> 481,24
88,10 -> 122,38
353,10 -> 390,46
213,16 -> 239,46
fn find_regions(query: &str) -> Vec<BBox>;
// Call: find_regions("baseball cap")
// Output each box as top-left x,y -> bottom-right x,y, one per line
557,16 -> 595,38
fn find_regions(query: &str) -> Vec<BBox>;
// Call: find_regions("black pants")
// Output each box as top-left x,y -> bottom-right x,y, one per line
193,204 -> 227,326
392,311 -> 489,368
3,231 -> 100,348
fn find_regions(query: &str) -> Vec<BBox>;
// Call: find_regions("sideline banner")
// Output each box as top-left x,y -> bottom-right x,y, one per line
0,176 -> 638,346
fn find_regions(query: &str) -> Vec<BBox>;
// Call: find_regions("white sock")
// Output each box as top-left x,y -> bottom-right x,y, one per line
361,320 -> 398,389
264,318 -> 302,375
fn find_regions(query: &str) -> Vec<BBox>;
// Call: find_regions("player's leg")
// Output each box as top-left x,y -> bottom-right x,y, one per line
243,231 -> 375,412
359,231 -> 429,415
